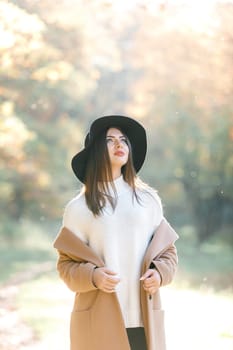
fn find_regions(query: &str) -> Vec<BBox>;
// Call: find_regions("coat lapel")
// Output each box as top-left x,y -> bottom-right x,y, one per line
143,218 -> 179,269
53,226 -> 105,267
53,219 -> 178,272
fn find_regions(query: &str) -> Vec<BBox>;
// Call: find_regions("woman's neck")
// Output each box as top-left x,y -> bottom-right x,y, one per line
111,167 -> 122,180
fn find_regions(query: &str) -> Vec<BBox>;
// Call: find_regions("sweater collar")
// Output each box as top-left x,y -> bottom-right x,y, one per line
103,175 -> 130,196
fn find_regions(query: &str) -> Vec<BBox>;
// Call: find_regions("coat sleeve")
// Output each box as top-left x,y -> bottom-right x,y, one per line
56,250 -> 98,293
151,243 -> 178,286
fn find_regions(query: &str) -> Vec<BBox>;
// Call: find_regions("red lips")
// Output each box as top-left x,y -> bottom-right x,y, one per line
114,151 -> 125,156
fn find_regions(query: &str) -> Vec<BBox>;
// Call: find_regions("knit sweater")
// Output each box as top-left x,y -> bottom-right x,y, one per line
63,175 -> 163,328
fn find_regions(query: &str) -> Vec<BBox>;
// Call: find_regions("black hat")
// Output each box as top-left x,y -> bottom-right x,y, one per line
71,115 -> 147,183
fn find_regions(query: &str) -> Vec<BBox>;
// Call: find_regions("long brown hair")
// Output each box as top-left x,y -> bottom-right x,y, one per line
84,127 -> 140,216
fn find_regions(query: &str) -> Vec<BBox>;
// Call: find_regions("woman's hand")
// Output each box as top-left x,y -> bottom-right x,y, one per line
92,267 -> 120,293
140,268 -> 161,295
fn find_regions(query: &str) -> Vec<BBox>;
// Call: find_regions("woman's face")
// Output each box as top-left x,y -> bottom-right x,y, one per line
106,128 -> 129,170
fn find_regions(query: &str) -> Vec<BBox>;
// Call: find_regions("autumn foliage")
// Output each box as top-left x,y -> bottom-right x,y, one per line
0,0 -> 232,243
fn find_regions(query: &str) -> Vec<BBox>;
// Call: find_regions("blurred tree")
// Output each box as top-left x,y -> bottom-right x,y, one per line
0,0 -> 232,245
126,2 -> 233,242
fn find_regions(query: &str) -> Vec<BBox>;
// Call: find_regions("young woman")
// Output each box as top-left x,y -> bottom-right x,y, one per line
53,115 -> 178,350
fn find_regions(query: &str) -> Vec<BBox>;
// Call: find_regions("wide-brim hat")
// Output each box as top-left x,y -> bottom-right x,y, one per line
71,115 -> 147,183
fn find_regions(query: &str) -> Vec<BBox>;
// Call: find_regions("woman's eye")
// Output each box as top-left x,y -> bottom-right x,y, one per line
106,138 -> 128,144
106,138 -> 113,143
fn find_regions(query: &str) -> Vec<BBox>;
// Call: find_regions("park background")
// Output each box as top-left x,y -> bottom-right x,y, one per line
0,0 -> 232,349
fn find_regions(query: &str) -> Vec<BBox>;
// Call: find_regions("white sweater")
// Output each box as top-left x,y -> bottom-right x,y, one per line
63,175 -> 163,328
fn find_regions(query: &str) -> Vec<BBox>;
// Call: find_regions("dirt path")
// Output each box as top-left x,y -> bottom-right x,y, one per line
0,262 -> 54,350
0,285 -> 37,350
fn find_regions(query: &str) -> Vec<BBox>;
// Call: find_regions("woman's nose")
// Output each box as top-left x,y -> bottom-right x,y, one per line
115,139 -> 122,148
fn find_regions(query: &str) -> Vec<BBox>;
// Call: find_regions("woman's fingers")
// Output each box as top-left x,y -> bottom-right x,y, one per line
140,269 -> 161,295
93,267 -> 120,292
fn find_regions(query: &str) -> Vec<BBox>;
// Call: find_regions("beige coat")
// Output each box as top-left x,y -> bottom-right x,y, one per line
53,218 -> 178,350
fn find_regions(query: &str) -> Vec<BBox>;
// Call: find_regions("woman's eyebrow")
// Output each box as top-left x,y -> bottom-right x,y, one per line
106,135 -> 125,138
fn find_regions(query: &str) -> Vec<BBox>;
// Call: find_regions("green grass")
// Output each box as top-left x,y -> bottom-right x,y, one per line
0,219 -> 57,284
174,225 -> 233,291
0,247 -> 56,284
17,274 -> 67,336
1,222 -> 232,290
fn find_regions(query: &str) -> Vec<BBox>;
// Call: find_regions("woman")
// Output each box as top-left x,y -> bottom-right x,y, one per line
53,115 -> 178,350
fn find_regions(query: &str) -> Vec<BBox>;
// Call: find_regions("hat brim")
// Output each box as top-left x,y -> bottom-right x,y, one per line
71,115 -> 147,183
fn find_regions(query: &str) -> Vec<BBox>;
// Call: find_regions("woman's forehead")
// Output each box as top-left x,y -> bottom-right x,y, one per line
106,127 -> 125,136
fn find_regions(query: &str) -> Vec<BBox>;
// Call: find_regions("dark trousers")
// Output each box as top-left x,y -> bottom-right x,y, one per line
126,327 -> 147,350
